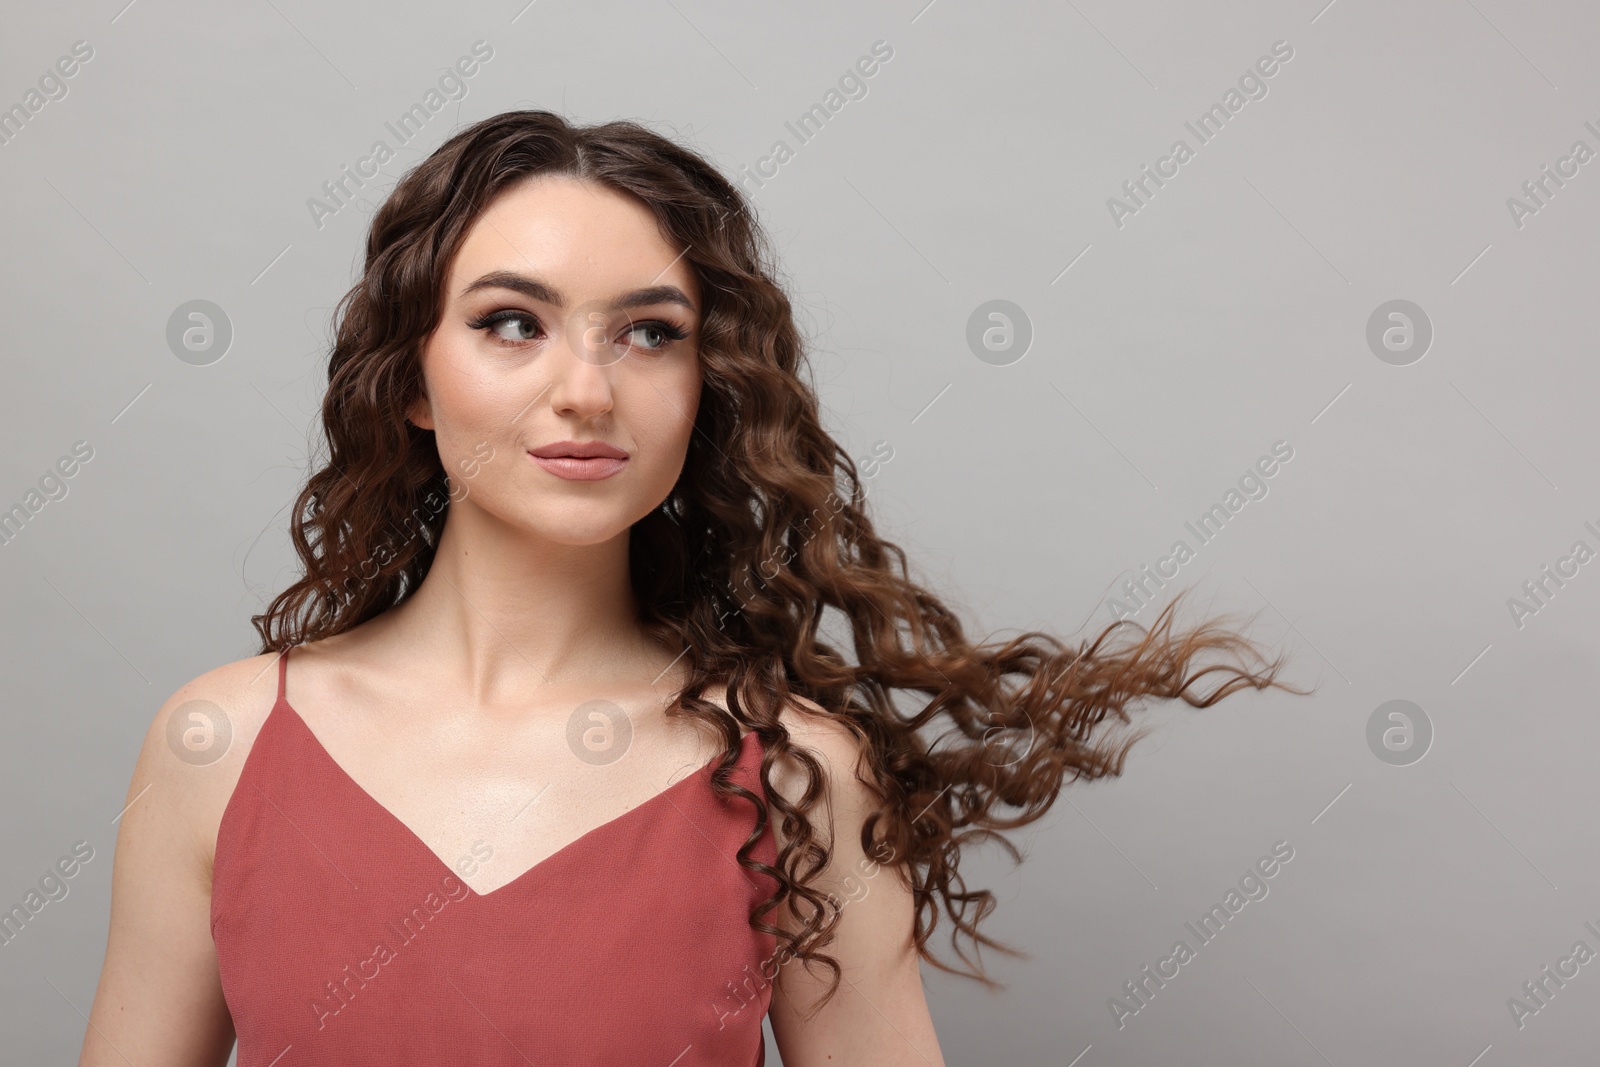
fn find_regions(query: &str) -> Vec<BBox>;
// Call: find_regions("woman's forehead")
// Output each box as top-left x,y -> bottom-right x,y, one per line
450,176 -> 697,306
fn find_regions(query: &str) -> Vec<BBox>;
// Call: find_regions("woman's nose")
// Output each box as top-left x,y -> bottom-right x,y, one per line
547,312 -> 617,417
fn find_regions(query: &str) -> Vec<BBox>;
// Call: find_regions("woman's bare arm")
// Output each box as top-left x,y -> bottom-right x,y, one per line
78,660 -> 274,1066
768,703 -> 947,1067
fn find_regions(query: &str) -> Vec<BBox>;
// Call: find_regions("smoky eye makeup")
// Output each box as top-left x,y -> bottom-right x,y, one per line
465,306 -> 692,351
466,308 -> 543,344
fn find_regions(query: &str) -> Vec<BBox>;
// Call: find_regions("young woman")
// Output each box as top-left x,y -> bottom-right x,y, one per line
80,111 -> 1296,1066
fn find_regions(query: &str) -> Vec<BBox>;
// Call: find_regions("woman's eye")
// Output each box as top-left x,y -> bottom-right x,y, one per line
468,310 -> 542,344
624,321 -> 688,351
470,310 -> 685,352
490,314 -> 539,342
628,324 -> 667,349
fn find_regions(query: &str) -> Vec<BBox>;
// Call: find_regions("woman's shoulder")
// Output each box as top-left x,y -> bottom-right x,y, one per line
766,694 -> 882,818
761,696 -> 905,908
128,651 -> 290,884
773,694 -> 862,763
691,684 -> 875,813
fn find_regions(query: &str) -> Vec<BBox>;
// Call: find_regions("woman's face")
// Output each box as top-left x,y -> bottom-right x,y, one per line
410,175 -> 703,546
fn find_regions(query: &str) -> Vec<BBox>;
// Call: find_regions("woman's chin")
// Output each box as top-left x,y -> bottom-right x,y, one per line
514,510 -> 645,548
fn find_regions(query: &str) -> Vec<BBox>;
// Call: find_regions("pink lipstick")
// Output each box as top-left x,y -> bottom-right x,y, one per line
527,440 -> 629,481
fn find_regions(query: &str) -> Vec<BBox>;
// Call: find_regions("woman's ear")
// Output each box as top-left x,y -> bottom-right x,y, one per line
407,341 -> 437,430
407,390 -> 434,431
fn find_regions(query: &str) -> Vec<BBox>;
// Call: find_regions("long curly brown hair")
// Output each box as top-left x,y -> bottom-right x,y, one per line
252,109 -> 1304,1011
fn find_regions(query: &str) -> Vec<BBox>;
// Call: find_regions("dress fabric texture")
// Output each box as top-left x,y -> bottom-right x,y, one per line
211,647 -> 780,1065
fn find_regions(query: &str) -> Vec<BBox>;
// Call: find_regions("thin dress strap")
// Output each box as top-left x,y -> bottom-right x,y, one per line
275,645 -> 291,706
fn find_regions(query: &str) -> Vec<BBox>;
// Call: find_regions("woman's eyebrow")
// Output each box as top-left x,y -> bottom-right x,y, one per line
461,270 -> 696,313
462,270 -> 562,304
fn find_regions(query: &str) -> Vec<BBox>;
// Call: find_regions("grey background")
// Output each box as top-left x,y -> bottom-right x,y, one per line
3,0 -> 1597,1062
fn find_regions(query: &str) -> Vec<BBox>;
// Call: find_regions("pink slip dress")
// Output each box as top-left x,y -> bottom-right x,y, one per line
210,647 -> 781,1065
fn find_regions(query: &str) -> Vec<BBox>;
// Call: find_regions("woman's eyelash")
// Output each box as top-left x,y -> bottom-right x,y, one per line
465,310 -> 690,348
466,309 -> 543,341
640,321 -> 690,343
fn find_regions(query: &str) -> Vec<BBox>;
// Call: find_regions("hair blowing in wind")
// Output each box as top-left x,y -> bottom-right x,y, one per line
252,109 -> 1306,1010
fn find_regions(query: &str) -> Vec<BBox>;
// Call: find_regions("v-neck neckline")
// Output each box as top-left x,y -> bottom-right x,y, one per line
272,694 -> 758,902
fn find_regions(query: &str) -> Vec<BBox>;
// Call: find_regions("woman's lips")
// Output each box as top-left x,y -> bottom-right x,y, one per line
529,454 -> 627,480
